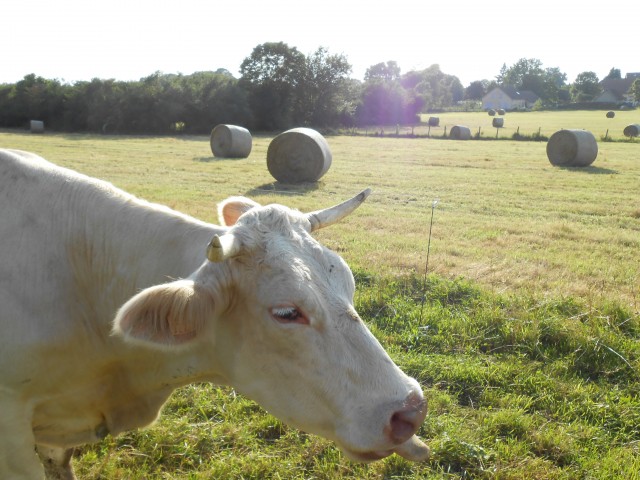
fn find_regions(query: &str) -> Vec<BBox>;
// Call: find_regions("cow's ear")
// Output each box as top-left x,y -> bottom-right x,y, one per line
113,280 -> 213,348
218,196 -> 260,226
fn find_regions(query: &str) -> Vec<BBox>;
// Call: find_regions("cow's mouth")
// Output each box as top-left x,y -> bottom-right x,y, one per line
342,449 -> 391,462
342,435 -> 431,463
393,434 -> 431,461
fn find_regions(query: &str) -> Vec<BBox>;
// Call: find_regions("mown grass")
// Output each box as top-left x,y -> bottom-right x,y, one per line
412,110 -> 638,142
2,126 -> 638,309
1,123 -> 639,478
349,109 -> 640,142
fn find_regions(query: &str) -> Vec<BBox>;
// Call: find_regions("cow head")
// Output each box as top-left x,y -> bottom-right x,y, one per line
114,190 -> 430,462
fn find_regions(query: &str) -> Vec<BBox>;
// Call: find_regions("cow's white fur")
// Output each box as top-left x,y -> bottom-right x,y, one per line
0,149 -> 429,479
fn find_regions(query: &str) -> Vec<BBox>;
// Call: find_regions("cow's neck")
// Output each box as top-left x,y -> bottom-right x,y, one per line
31,340 -> 226,445
34,184 -> 230,443
97,343 -> 224,438
65,185 -> 222,331
60,184 -> 231,406
24,161 -> 234,447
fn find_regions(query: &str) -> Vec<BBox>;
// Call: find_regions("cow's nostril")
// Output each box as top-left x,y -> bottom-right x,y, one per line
389,411 -> 417,443
387,392 -> 427,444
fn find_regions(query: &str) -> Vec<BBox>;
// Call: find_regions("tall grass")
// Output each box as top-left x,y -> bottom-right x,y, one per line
1,123 -> 639,478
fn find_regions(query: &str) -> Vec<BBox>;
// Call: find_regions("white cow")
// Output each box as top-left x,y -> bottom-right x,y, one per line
0,149 -> 429,479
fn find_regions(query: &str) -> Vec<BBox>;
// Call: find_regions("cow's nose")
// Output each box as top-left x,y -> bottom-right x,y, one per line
387,391 -> 427,444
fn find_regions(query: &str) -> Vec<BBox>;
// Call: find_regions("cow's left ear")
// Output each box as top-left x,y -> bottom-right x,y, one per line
218,196 -> 260,226
113,280 -> 213,348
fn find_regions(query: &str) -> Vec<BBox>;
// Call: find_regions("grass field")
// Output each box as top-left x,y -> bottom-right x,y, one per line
343,110 -> 640,142
415,110 -> 640,142
1,116 -> 639,479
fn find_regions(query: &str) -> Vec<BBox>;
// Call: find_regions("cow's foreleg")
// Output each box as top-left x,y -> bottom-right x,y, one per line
0,394 -> 46,479
36,445 -> 76,480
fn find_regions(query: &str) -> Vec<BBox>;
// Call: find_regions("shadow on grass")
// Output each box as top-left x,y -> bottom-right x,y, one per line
245,181 -> 322,196
557,165 -> 619,174
194,155 -> 246,162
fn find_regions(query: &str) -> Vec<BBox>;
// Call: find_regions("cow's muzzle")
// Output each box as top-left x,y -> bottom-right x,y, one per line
386,391 -> 427,445
341,390 -> 430,462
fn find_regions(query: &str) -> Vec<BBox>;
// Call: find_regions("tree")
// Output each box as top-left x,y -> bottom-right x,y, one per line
571,71 -> 601,102
538,67 -> 568,106
497,59 -> 568,106
67,78 -> 127,132
604,68 -> 621,80
358,60 -> 445,126
295,47 -> 352,127
239,43 -> 353,129
465,80 -> 488,101
0,74 -> 68,129
500,58 -> 544,89
337,79 -> 363,127
239,42 -> 306,130
214,68 -> 234,77
520,73 -> 546,98
629,78 -> 640,104
0,84 -> 16,127
356,81 -> 415,126
410,64 -> 463,110
495,63 -> 508,84
182,71 -> 251,133
365,61 -> 401,83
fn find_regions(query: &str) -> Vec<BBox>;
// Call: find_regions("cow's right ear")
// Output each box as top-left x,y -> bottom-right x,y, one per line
218,196 -> 260,226
113,280 -> 213,349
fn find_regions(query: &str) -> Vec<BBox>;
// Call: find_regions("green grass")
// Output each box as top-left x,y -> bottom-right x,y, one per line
423,110 -> 640,141
1,120 -> 639,478
69,275 -> 639,479
411,110 -> 639,142
3,125 -> 638,308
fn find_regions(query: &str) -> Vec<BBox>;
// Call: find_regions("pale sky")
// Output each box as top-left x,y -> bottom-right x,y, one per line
2,0 -> 638,87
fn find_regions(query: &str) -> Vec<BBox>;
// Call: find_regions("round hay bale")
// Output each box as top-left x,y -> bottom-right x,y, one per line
210,124 -> 252,158
606,111 -> 615,118
450,125 -> 471,140
30,120 -> 44,133
546,129 -> 598,167
267,128 -> 332,183
497,109 -> 506,115
492,117 -> 504,128
488,109 -> 496,116
428,116 -> 439,127
623,124 -> 640,137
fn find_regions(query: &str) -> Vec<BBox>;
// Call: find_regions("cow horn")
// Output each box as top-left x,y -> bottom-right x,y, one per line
306,188 -> 371,232
206,233 -> 241,262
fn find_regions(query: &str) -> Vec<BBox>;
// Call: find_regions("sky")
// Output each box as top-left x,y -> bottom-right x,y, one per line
2,0 -> 638,87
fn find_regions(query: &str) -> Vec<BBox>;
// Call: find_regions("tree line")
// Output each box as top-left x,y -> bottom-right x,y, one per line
0,43 -> 636,134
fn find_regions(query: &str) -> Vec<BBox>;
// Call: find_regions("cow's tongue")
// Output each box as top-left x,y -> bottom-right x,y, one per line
392,435 -> 430,461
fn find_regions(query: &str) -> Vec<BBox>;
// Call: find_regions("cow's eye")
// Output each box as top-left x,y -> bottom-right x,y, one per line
270,306 -> 309,325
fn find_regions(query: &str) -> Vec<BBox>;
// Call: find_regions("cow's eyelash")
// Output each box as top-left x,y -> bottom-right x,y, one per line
270,306 -> 308,325
273,307 -> 298,318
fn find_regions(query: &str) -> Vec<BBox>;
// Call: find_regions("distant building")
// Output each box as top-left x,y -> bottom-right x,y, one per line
482,86 -> 540,111
594,73 -> 640,105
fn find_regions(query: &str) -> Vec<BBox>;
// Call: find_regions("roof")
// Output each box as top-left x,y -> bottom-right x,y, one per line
599,77 -> 635,100
495,85 -> 539,102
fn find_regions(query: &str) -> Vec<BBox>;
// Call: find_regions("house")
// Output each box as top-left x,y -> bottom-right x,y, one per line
593,73 -> 640,105
482,86 -> 540,111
